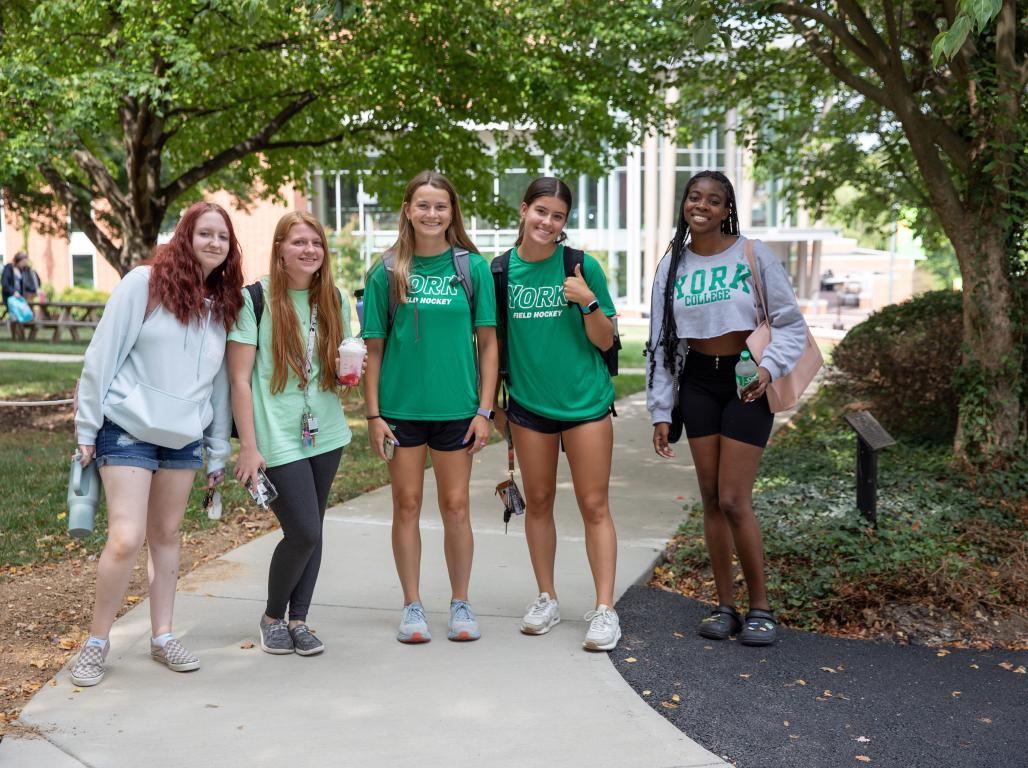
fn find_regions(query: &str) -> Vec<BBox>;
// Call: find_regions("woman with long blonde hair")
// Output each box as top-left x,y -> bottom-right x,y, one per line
364,170 -> 498,644
228,211 -> 353,656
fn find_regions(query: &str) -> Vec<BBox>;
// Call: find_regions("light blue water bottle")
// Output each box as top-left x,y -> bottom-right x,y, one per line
735,351 -> 759,399
67,452 -> 101,538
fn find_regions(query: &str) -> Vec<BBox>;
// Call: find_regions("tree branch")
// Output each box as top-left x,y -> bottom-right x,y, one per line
836,0 -> 892,67
71,147 -> 130,218
771,2 -> 881,71
160,92 -> 318,201
39,165 -> 121,265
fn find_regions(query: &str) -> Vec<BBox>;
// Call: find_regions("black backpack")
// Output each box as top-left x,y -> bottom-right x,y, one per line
490,246 -> 621,389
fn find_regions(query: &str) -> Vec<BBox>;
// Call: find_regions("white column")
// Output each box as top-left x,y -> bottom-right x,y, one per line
642,131 -> 659,306
658,133 -> 677,274
627,146 -> 643,305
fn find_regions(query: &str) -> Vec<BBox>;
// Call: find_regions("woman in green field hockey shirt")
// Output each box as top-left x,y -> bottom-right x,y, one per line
493,177 -> 623,652
363,171 -> 498,644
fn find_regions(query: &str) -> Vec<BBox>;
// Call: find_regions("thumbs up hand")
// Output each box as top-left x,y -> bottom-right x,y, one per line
563,262 -> 595,306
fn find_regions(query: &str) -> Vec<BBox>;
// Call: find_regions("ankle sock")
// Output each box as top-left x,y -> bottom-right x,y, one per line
85,636 -> 108,649
151,632 -> 173,648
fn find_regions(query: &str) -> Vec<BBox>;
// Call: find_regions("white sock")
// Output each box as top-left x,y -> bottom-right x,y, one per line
85,636 -> 108,649
151,632 -> 173,648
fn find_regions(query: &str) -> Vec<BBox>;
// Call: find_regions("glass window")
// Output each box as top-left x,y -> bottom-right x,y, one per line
584,177 -> 599,229
497,172 -> 532,228
614,250 -> 627,299
72,255 -> 94,288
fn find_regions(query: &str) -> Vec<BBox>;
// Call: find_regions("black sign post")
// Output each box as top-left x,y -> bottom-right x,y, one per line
843,411 -> 896,526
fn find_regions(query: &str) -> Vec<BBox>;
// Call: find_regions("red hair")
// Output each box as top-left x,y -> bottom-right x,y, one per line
146,202 -> 244,328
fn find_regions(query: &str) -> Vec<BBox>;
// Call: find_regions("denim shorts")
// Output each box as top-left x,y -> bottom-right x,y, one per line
93,418 -> 204,472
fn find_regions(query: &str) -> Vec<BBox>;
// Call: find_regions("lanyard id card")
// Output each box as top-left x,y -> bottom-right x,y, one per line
300,303 -> 320,448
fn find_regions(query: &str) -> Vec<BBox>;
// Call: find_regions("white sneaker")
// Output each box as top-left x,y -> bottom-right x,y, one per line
582,605 -> 621,651
520,592 -> 561,635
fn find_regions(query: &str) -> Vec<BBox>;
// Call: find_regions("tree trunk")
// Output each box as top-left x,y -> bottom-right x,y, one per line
952,219 -> 1024,461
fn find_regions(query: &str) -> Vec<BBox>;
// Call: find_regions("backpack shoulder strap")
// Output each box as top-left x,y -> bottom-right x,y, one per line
451,246 -> 474,322
246,281 -> 265,348
491,249 -> 513,387
380,251 -> 399,332
562,246 -> 585,307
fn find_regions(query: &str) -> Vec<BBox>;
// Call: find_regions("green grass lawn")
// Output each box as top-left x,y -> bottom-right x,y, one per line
0,360 -> 82,399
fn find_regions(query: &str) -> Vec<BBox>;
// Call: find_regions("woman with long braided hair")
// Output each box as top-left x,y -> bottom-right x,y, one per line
646,171 -> 806,646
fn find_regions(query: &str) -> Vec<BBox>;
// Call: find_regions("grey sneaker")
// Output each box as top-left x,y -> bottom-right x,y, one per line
70,641 -> 108,687
582,605 -> 622,651
289,623 -> 325,656
259,617 -> 294,655
150,637 -> 200,672
397,601 -> 431,644
447,600 -> 481,641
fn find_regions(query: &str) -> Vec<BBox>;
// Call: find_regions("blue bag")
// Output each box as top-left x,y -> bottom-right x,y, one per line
6,295 -> 33,323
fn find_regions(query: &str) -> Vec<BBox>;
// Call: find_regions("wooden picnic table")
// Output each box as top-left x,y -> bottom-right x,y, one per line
1,300 -> 105,343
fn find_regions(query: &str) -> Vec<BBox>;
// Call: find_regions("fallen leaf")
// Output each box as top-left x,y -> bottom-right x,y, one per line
820,667 -> 837,673
855,757 -> 871,763
624,657 -> 637,663
823,689 -> 833,696
72,687 -> 82,693
970,664 -> 979,670
952,691 -> 961,698
1015,666 -> 1026,674
672,632 -> 684,639
977,717 -> 992,724
854,736 -> 870,743
642,690 -> 651,696
49,679 -> 58,687
29,659 -> 46,669
58,637 -> 77,650
794,679 -> 807,686
240,640 -> 255,649
57,512 -> 67,520
671,694 -> 681,702
783,720 -> 790,727
789,734 -> 800,740
936,651 -> 949,658
125,595 -> 141,604
660,701 -> 678,709
998,662 -> 1014,670
739,674 -> 751,679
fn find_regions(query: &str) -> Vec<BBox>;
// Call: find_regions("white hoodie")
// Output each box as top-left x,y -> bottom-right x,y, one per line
75,266 -> 231,474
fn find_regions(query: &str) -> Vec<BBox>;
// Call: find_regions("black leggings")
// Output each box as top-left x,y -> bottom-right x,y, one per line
263,448 -> 343,621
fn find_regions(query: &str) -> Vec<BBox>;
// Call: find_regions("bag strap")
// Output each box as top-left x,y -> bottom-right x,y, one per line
451,246 -> 474,322
562,246 -> 585,306
247,281 -> 265,348
744,240 -> 770,324
490,248 -> 513,398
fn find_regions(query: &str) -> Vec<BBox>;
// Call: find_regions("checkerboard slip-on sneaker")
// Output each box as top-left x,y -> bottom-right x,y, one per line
289,623 -> 325,656
150,638 -> 200,672
70,641 -> 109,687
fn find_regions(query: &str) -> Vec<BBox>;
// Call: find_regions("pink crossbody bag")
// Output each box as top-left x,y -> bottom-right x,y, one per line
744,240 -> 823,412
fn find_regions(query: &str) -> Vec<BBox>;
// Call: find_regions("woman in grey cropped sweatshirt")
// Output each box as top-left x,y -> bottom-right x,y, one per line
70,202 -> 244,687
646,171 -> 806,646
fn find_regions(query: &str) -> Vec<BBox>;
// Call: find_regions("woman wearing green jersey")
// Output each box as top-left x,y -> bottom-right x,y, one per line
363,171 -> 498,644
494,177 -> 622,652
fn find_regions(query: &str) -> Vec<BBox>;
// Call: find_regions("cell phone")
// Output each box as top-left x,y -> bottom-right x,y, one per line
383,437 -> 396,461
246,467 -> 278,508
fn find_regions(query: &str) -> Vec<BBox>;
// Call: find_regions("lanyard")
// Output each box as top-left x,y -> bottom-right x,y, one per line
303,303 -> 319,402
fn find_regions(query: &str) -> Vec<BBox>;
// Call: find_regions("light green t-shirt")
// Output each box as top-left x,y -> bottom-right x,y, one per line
227,280 -> 353,468
506,244 -> 616,420
362,249 -> 496,420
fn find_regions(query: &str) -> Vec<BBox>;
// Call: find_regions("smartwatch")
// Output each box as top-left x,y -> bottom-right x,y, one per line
580,299 -> 600,315
477,407 -> 495,420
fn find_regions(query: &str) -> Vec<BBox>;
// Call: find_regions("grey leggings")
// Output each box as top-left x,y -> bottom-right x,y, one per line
263,448 -> 342,622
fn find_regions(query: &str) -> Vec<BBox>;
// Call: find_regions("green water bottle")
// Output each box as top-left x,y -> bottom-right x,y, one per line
735,351 -> 759,399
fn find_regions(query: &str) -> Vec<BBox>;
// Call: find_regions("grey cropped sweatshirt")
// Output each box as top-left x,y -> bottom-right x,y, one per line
75,266 -> 231,474
646,236 -> 807,424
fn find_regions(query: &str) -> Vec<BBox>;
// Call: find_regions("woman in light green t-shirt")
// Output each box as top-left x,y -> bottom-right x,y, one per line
494,177 -> 622,652
364,171 -> 498,644
227,211 -> 352,658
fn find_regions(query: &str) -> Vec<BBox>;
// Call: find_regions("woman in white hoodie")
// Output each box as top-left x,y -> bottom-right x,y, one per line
70,202 -> 244,687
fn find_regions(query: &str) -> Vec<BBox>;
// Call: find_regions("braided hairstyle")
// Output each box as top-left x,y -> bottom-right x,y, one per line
647,170 -> 741,387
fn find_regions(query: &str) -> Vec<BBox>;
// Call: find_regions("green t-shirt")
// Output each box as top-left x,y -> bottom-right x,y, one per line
227,280 -> 353,468
362,249 -> 496,420
506,244 -> 616,420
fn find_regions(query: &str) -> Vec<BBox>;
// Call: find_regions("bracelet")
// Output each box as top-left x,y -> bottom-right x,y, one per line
366,414 -> 382,420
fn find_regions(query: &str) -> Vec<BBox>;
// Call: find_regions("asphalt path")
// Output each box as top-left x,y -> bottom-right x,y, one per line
612,585 -> 1028,768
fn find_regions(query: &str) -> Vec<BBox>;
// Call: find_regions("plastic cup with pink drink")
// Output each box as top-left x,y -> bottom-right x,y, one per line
337,336 -> 366,386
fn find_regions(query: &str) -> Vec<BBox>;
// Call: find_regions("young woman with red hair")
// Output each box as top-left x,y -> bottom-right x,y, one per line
71,202 -> 244,687
228,211 -> 353,657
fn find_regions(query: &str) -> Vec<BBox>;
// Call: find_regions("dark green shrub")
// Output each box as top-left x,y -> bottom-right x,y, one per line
833,290 -> 963,440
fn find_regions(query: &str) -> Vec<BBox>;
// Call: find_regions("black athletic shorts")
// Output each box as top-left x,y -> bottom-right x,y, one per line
386,416 -> 474,451
680,350 -> 774,448
506,397 -> 612,435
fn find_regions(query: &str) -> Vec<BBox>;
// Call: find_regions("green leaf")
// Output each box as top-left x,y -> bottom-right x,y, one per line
964,0 -> 1002,30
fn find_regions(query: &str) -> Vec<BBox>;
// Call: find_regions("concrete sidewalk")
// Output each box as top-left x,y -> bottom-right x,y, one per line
5,393 -> 725,767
